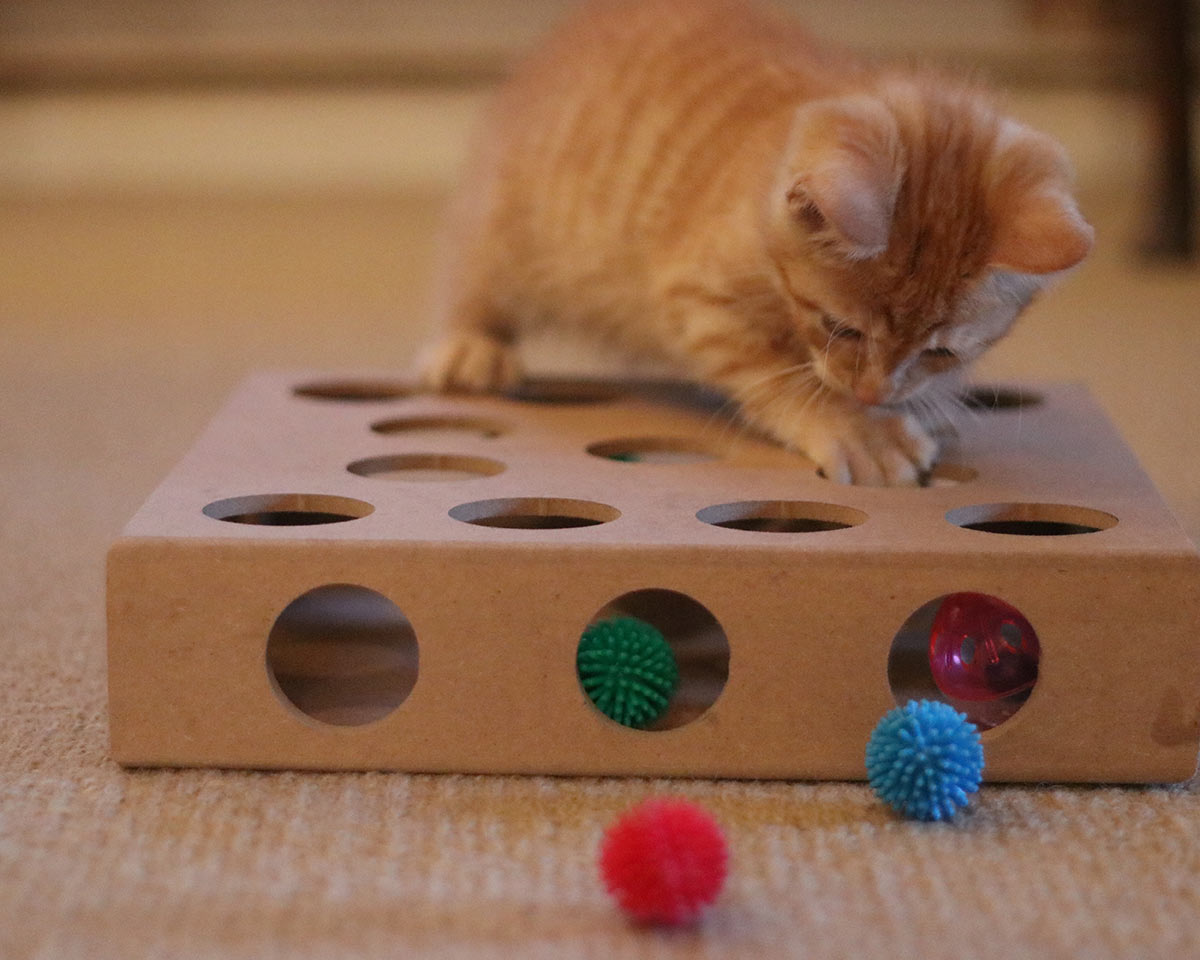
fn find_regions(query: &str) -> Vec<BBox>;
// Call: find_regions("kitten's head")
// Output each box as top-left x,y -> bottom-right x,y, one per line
765,77 -> 1093,407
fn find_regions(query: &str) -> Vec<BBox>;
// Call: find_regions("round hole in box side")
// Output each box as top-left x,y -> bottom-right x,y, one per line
577,589 -> 729,731
371,415 -> 510,439
266,584 -> 418,726
347,453 -> 506,482
587,436 -> 721,465
293,379 -> 410,402
888,592 -> 1040,730
203,493 -> 374,526
449,497 -> 620,529
697,500 -> 866,533
947,502 -> 1117,536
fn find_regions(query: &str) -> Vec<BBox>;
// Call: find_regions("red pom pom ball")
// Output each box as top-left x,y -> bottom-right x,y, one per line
599,798 -> 728,925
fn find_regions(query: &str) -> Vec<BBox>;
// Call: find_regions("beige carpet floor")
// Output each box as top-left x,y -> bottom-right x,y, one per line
2,174 -> 1199,958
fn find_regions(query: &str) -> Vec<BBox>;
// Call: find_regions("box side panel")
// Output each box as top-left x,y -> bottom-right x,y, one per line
107,538 -> 1200,782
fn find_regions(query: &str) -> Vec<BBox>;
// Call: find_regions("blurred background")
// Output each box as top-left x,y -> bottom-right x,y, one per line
2,0 -> 1198,540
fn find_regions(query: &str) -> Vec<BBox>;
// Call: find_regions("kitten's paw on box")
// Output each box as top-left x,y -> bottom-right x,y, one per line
798,408 -> 937,486
419,332 -> 523,394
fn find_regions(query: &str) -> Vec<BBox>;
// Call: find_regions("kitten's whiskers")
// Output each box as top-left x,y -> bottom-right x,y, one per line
703,361 -> 819,449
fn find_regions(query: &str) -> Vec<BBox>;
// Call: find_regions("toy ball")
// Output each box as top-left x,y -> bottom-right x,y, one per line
599,798 -> 728,925
577,617 -> 679,729
929,592 -> 1040,702
865,700 -> 984,822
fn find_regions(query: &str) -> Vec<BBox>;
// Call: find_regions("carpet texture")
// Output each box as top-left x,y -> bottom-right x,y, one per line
2,190 -> 1198,959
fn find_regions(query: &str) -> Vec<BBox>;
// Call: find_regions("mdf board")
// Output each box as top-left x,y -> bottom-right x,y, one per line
106,372 -> 1200,781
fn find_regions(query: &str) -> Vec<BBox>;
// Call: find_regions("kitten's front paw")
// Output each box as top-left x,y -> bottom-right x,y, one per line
799,407 -> 939,486
419,332 -> 522,393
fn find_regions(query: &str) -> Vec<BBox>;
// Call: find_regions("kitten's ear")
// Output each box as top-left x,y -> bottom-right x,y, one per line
782,96 -> 904,259
988,125 -> 1094,274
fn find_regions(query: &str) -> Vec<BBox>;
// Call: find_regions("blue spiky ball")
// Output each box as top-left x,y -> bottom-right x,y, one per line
865,700 -> 984,821
577,617 -> 679,729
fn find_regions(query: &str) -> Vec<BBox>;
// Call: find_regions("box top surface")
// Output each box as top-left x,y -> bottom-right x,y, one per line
116,370 -> 1197,560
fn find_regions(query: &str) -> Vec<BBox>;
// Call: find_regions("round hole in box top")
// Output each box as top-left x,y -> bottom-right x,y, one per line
449,497 -> 620,530
697,500 -> 866,533
266,584 -> 418,726
959,385 -> 1043,411
924,462 -> 978,487
812,460 -> 978,487
293,379 -> 410,402
347,453 -> 506,482
888,592 -> 1040,730
587,436 -> 721,465
371,415 -> 509,439
947,502 -> 1117,536
923,462 -> 979,487
577,589 -> 729,731
203,493 -> 374,526
505,378 -> 622,405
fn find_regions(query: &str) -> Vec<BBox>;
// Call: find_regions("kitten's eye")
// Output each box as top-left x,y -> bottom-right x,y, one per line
922,346 -> 959,361
820,314 -> 863,342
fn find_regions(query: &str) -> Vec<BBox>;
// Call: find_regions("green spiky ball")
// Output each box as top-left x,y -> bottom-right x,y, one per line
577,617 -> 679,729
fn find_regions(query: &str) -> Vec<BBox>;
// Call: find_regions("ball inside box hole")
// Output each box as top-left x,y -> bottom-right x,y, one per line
948,503 -> 1118,536
888,592 -> 1040,730
697,500 -> 866,533
203,493 -> 374,526
581,589 -> 730,730
587,437 -> 721,465
293,380 -> 411,402
266,584 -> 418,726
348,453 -> 506,482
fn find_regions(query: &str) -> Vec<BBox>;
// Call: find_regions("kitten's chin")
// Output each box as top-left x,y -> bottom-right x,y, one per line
816,373 -> 901,410
815,374 -> 866,407
826,378 -> 926,412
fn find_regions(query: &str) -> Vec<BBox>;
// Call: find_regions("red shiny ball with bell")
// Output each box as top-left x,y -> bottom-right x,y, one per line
929,593 -> 1040,702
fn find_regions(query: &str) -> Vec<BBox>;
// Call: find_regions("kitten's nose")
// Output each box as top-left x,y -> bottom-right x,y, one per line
854,382 -> 884,406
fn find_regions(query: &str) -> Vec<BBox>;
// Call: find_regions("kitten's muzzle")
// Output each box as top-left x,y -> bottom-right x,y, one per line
854,383 -> 886,406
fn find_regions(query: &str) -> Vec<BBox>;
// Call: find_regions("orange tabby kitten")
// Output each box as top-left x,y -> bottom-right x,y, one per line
420,0 -> 1093,484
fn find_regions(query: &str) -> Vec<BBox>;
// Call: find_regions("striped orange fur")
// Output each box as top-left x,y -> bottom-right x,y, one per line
420,0 -> 1092,485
